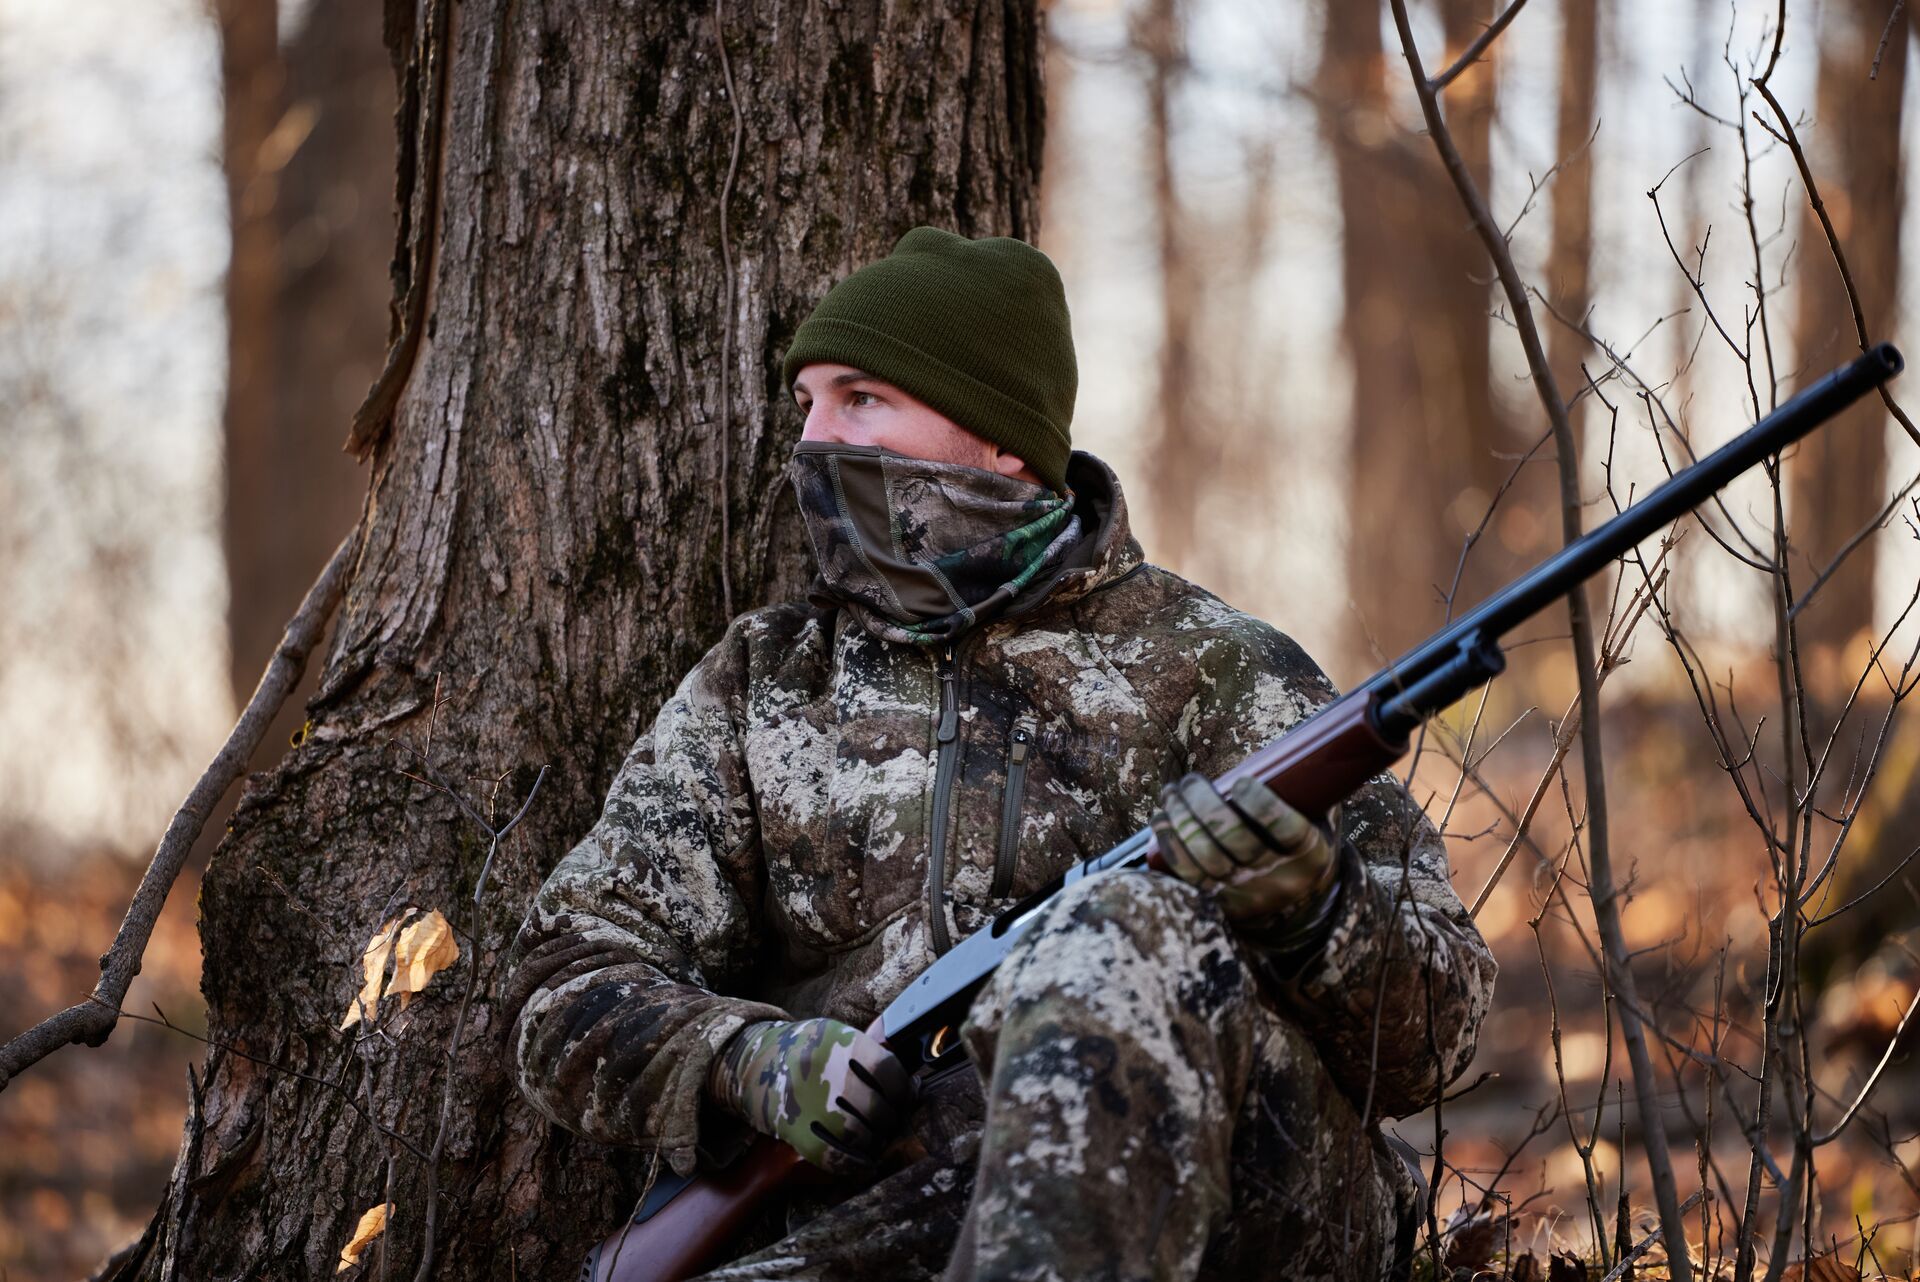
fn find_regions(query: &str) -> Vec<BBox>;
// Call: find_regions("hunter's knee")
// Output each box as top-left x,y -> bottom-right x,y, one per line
988,869 -> 1250,1021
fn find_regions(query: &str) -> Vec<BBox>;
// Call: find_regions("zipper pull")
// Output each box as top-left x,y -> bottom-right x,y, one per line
937,646 -> 959,743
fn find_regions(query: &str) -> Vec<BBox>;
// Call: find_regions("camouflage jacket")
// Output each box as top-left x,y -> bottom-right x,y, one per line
505,453 -> 1497,1178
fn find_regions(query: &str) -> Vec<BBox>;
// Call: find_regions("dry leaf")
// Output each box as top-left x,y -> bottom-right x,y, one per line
387,909 -> 459,1009
1546,1252 -> 1586,1282
1779,1257 -> 1860,1282
1442,1203 -> 1500,1274
336,1201 -> 390,1272
340,915 -> 408,1030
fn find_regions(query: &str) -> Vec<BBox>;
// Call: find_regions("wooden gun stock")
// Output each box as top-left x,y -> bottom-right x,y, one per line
585,1138 -> 804,1282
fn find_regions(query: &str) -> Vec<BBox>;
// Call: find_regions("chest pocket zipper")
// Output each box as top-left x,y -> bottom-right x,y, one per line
928,646 -> 962,955
991,717 -> 1036,898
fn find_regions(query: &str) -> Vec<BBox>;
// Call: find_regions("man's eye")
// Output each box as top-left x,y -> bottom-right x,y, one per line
850,391 -> 879,408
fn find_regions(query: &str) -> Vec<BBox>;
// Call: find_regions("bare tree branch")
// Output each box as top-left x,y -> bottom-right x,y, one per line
1601,1189 -> 1711,1282
0,526 -> 358,1090
1751,77 -> 1920,449
1871,0 -> 1906,79
1813,983 -> 1920,1146
1430,0 -> 1533,94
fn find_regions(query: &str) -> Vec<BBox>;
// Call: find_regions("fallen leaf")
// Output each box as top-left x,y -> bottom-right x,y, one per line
336,1201 -> 391,1272
1443,1202 -> 1500,1274
1779,1257 -> 1860,1282
340,916 -> 408,1029
1508,1254 -> 1539,1282
1546,1252 -> 1587,1282
387,909 -> 459,1009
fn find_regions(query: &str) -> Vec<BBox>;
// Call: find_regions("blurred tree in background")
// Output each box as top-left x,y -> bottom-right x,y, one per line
218,0 -> 392,749
3,0 -> 1919,1278
1786,0 -> 1906,670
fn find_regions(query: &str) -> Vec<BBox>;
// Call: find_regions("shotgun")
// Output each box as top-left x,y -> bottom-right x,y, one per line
582,343 -> 1904,1282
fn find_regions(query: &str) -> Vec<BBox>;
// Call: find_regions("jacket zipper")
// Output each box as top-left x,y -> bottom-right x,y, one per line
991,717 -> 1034,899
927,644 -> 962,955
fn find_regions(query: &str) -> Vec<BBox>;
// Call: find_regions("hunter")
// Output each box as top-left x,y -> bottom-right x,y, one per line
504,227 -> 1497,1281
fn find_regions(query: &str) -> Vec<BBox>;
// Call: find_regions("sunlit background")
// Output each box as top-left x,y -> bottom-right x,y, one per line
3,0 -> 1918,1275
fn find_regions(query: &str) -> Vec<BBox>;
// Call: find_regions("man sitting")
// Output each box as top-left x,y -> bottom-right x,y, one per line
505,227 -> 1495,1281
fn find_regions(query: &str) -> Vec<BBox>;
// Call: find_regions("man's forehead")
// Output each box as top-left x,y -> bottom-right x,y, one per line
792,363 -> 893,395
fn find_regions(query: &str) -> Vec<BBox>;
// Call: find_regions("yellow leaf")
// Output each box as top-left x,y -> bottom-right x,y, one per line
336,1201 -> 390,1272
340,916 -> 408,1030
387,909 -> 459,1008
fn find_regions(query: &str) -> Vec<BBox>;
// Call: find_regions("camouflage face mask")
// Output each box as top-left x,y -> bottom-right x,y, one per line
788,442 -> 1082,646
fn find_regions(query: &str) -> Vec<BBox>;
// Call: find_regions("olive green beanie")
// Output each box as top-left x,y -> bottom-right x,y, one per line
780,227 -> 1077,492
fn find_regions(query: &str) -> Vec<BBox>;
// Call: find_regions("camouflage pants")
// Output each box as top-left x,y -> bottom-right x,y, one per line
698,872 -> 1416,1282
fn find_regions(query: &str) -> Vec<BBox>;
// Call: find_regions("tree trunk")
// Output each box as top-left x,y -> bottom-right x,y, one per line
1320,0 -> 1512,661
1545,0 -> 1596,411
1136,0 -> 1205,573
1786,0 -> 1905,671
222,0 -> 397,768
128,2 -> 1045,1277
216,0 -> 286,696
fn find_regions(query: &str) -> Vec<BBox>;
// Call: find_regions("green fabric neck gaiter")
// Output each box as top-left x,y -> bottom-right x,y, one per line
787,442 -> 1082,646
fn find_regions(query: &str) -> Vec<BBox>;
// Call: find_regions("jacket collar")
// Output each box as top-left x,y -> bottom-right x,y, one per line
998,450 -> 1142,621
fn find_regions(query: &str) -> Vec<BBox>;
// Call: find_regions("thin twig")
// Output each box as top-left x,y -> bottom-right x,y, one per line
711,0 -> 745,620
1790,470 -> 1920,617
411,764 -> 547,1282
1471,696 -> 1579,916
1750,77 -> 1920,450
1812,982 -> 1920,1146
0,528 -> 358,1090
94,1000 -> 430,1163
1429,0 -> 1532,94
1600,1189 -> 1710,1282
1871,0 -> 1907,79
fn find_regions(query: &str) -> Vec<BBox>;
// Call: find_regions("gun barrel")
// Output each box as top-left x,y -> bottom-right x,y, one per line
1364,342 -> 1904,727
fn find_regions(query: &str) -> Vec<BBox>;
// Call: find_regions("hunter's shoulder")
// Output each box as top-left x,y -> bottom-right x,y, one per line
1084,563 -> 1335,685
675,600 -> 836,703
725,599 -> 834,653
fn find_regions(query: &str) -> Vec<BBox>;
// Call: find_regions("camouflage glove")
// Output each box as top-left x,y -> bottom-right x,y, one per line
706,1017 -> 914,1174
1150,773 -> 1340,923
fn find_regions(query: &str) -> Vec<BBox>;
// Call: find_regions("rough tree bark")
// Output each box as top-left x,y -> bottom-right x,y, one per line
1319,0 -> 1513,661
123,2 -> 1045,1277
1785,0 -> 1905,669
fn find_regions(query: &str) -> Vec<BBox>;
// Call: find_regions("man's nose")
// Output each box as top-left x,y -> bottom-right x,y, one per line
800,403 -> 847,444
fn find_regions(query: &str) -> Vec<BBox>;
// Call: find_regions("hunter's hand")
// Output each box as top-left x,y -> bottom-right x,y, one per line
707,1017 -> 913,1174
1150,774 -> 1339,922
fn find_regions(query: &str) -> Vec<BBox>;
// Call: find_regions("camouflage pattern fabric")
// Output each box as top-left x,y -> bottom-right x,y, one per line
787,442 -> 1082,645
951,870 -> 1415,1282
707,1017 -> 914,1174
696,872 -> 1414,1282
504,450 -> 1495,1271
